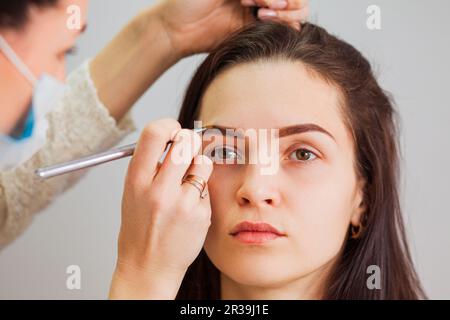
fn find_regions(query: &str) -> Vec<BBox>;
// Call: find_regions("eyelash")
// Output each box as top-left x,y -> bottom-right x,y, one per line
206,144 -> 320,165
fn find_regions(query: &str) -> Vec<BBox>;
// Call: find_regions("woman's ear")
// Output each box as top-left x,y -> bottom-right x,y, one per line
350,178 -> 367,226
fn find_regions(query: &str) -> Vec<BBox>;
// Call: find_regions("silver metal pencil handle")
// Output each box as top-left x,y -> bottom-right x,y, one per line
35,143 -> 137,179
35,127 -> 207,180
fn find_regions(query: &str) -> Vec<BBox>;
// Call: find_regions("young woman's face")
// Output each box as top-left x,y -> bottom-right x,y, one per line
198,61 -> 365,292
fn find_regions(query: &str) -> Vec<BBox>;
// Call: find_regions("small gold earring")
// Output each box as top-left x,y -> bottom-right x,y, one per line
351,223 -> 363,239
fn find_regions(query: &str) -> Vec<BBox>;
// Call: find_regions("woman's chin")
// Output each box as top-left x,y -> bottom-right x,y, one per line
217,257 -> 303,288
205,241 -> 309,287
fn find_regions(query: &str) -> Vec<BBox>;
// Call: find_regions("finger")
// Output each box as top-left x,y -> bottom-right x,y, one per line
253,0 -> 287,8
253,0 -> 294,10
280,0 -> 308,11
245,0 -> 307,11
257,8 -> 278,19
180,155 -> 214,206
277,8 -> 308,24
265,0 -> 289,10
153,129 -> 202,191
258,8 -> 308,25
127,119 -> 181,188
241,0 -> 256,6
251,0 -> 267,6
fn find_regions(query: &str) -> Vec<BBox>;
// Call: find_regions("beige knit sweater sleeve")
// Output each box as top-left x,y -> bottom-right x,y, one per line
0,60 -> 136,249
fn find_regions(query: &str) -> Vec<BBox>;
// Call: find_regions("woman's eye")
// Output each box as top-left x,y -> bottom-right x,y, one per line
288,148 -> 317,162
209,146 -> 240,163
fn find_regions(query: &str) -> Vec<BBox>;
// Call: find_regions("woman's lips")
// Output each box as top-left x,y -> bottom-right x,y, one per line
232,231 -> 282,244
230,221 -> 286,244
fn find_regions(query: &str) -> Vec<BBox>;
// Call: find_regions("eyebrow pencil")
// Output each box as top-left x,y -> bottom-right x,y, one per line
35,127 -> 207,179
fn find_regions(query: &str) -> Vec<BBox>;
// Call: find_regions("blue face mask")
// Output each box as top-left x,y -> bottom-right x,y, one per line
0,35 -> 66,170
9,106 -> 35,141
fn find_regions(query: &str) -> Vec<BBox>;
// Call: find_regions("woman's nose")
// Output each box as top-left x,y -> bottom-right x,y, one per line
236,165 -> 281,208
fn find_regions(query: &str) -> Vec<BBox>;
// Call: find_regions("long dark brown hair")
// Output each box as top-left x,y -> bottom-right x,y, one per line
176,21 -> 426,300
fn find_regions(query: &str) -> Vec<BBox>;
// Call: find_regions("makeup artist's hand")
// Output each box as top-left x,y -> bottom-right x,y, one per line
154,0 -> 309,56
243,0 -> 309,29
109,119 -> 213,300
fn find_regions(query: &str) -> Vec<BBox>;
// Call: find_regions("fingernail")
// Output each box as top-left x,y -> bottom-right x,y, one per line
198,155 -> 213,166
258,8 -> 278,18
271,1 -> 288,9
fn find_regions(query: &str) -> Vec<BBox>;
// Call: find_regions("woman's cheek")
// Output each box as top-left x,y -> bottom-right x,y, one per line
284,167 -> 352,268
205,166 -> 236,236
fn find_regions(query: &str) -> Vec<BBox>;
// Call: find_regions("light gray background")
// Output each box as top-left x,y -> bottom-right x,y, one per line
0,0 -> 449,299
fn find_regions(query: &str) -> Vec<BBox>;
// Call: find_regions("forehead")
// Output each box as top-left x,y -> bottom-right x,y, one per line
199,60 -> 350,144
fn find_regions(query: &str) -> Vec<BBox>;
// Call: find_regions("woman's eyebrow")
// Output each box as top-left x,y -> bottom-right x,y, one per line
203,124 -> 336,141
278,124 -> 336,141
203,125 -> 245,138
